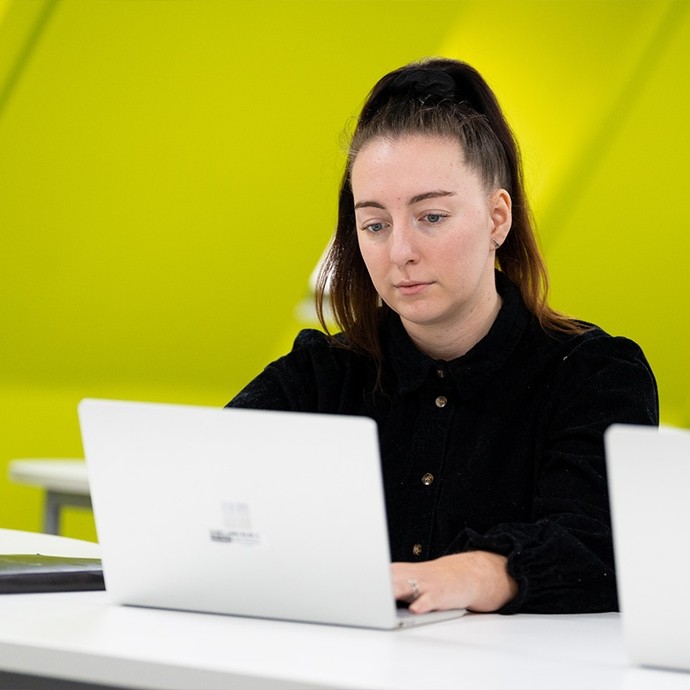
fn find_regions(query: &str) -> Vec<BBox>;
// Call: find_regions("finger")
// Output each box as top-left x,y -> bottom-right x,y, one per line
405,577 -> 421,603
392,576 -> 423,603
390,564 -> 420,601
408,593 -> 435,615
392,577 -> 420,602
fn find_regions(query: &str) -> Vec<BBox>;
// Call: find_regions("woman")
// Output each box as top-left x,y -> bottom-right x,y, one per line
228,58 -> 658,614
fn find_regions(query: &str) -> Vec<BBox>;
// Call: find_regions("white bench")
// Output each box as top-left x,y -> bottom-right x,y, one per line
8,459 -> 91,535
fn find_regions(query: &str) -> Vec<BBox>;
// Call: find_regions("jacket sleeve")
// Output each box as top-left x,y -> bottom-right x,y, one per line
449,335 -> 659,614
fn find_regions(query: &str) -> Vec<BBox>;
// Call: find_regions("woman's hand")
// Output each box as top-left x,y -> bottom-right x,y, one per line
391,551 -> 518,614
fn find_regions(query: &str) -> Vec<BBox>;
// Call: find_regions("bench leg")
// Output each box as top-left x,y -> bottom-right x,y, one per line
43,491 -> 93,535
43,492 -> 61,535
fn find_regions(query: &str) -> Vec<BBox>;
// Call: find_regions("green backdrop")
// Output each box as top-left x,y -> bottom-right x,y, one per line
1,0 -> 688,541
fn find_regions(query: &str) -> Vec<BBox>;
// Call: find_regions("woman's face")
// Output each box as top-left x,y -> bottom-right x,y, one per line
351,134 -> 511,348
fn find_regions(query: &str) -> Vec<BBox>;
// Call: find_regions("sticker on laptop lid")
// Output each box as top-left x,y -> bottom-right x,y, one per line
209,501 -> 261,546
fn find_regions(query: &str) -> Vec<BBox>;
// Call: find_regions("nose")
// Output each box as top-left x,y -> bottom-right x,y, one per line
388,219 -> 419,267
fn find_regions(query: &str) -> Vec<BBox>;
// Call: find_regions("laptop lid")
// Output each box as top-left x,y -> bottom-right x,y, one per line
605,424 -> 690,672
79,399 -> 463,629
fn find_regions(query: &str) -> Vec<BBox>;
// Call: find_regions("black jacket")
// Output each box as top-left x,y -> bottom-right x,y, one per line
228,273 -> 658,613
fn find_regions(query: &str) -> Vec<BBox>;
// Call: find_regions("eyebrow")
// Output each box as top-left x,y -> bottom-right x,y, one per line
354,190 -> 456,210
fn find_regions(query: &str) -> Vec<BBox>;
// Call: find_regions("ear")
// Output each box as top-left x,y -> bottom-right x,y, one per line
489,189 -> 512,246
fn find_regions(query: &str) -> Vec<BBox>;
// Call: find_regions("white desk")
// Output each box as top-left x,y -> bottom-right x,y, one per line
8,459 -> 91,535
1,529 -> 689,690
2,599 -> 688,690
0,528 -> 99,559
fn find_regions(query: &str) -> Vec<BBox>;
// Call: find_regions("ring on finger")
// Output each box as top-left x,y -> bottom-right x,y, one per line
407,578 -> 420,601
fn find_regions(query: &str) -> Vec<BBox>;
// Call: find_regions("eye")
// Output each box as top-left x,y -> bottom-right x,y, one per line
423,213 -> 447,224
362,221 -> 387,233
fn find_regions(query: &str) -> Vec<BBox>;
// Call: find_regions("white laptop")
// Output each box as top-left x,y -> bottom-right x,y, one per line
605,424 -> 690,672
79,399 -> 465,630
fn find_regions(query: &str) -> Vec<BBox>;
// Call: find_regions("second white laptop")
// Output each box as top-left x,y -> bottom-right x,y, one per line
79,399 -> 465,630
605,424 -> 690,673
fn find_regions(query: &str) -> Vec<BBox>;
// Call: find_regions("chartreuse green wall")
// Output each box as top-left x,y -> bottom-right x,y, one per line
1,0 -> 688,541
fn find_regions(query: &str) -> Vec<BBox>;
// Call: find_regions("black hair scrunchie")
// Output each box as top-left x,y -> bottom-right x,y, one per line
385,68 -> 457,104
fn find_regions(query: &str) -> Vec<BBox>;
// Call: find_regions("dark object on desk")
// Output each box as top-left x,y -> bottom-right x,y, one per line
0,554 -> 104,593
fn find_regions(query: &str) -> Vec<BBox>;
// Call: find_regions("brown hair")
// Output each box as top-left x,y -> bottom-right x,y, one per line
316,58 -> 583,366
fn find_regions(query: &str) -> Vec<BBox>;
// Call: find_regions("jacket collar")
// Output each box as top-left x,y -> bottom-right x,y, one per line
381,271 -> 530,399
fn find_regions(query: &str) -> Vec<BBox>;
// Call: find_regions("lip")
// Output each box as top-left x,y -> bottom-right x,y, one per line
394,281 -> 433,296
